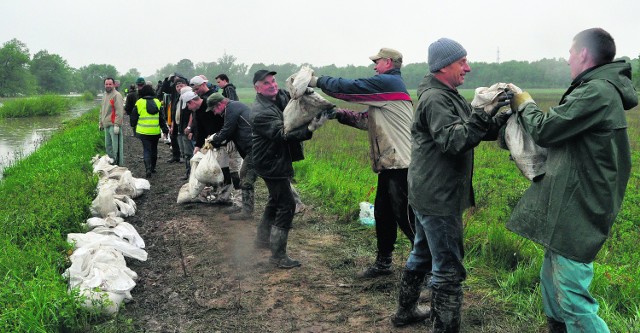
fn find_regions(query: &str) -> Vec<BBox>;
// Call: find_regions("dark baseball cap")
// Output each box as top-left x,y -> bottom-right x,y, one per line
252,70 -> 277,84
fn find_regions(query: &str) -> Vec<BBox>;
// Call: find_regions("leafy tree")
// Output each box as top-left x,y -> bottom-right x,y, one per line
119,68 -> 141,92
75,64 -> 118,93
0,38 -> 35,96
30,50 -> 72,94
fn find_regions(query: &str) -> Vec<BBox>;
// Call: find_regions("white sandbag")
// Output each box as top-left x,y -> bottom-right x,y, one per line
90,185 -> 118,218
134,177 -> 151,192
84,213 -> 123,230
288,66 -> 314,99
65,246 -> 137,293
78,288 -> 127,315
471,82 -> 523,113
194,148 -> 224,186
283,67 -> 335,133
115,170 -> 138,198
91,222 -> 145,248
67,232 -> 147,261
113,194 -> 137,217
92,155 -> 116,174
504,116 -> 548,181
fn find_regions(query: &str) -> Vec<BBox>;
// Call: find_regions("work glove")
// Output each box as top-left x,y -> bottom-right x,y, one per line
205,133 -> 216,143
99,123 -> 103,131
308,76 -> 319,88
113,125 -> 120,135
486,90 -> 514,117
307,112 -> 329,132
324,108 -> 337,120
511,91 -> 536,112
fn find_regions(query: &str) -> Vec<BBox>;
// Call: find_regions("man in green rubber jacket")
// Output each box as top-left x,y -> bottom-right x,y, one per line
508,28 -> 638,333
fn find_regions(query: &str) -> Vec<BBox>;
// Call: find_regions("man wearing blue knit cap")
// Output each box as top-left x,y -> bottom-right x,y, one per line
391,38 -> 512,331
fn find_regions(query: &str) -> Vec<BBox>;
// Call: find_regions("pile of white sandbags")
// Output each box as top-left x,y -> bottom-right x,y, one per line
63,155 -> 150,315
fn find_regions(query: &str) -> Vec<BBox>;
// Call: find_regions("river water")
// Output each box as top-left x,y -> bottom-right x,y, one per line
0,102 -> 97,178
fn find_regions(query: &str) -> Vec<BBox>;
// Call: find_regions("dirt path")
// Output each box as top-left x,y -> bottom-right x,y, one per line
118,128 -> 430,333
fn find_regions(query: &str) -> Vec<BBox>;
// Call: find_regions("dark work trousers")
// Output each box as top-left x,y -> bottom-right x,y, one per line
139,134 -> 160,165
262,178 -> 296,229
169,128 -> 180,160
374,168 -> 416,257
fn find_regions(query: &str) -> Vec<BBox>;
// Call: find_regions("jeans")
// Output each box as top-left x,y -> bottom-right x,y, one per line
406,211 -> 465,293
374,169 -> 415,257
262,178 -> 295,229
139,134 -> 160,162
541,250 -> 609,332
104,126 -> 124,166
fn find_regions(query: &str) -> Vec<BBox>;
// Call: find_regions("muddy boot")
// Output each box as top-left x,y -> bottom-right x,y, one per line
230,171 -> 241,190
547,317 -> 567,333
268,226 -> 301,269
431,289 -> 463,333
144,158 -> 152,178
151,158 -> 157,173
255,217 -> 271,249
230,189 -> 254,220
392,269 -> 430,327
357,254 -> 393,279
221,167 -> 232,186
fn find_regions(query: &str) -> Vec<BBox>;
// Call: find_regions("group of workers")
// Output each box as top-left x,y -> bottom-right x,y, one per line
99,27 -> 636,332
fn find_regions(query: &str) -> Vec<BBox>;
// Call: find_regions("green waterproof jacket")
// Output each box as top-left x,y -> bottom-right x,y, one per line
408,74 -> 507,216
507,60 -> 638,263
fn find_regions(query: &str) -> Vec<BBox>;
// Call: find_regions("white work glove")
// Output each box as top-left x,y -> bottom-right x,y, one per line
113,125 -> 120,135
205,133 -> 216,143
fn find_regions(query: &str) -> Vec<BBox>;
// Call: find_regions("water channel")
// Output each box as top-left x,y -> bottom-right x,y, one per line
0,101 -> 98,178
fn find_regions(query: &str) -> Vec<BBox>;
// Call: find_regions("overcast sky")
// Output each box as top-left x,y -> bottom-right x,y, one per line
1,0 -> 638,77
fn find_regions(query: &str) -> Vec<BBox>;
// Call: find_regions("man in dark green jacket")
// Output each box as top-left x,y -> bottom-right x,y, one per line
392,38 -> 510,331
508,28 -> 637,333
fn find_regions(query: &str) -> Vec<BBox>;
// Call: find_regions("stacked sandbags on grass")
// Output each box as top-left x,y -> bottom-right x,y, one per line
64,155 -> 150,315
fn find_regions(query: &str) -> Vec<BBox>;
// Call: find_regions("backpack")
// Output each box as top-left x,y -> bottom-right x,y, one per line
145,98 -> 160,115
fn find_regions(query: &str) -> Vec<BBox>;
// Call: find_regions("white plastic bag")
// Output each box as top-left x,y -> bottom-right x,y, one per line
358,202 -> 375,226
194,148 -> 224,185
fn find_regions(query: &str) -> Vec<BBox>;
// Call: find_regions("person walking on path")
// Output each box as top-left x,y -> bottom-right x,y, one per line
507,28 -> 637,333
99,77 -> 125,166
130,84 -> 169,178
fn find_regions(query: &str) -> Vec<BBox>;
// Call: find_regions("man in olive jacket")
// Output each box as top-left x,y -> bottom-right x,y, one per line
395,38 -> 510,331
251,70 -> 315,269
508,28 -> 637,333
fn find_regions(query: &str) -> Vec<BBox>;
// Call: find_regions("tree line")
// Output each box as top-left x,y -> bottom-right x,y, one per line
1,38 -> 639,97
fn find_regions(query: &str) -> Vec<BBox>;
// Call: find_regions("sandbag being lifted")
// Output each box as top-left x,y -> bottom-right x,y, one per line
283,66 -> 335,133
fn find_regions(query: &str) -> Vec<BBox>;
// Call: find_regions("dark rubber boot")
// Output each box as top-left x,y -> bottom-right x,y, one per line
547,317 -> 567,333
221,167 -> 231,186
144,159 -> 152,178
230,171 -> 241,190
255,217 -> 271,249
431,289 -> 463,333
391,269 -> 430,327
357,254 -> 393,279
230,189 -> 254,220
268,226 -> 301,269
151,157 -> 157,173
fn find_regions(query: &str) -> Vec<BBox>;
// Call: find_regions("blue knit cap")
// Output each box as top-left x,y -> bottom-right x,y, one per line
428,38 -> 467,73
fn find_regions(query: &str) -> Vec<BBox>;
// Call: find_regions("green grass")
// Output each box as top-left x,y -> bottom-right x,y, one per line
0,95 -> 76,118
293,90 -> 640,332
0,108 -> 103,332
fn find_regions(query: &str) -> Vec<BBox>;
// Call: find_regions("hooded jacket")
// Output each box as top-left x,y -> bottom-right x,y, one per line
252,90 -> 313,179
222,83 -> 239,101
408,73 -> 507,216
507,60 -> 638,263
316,68 -> 413,173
